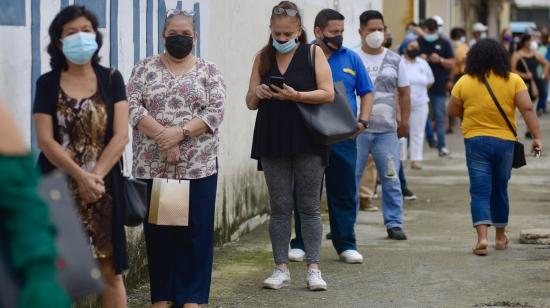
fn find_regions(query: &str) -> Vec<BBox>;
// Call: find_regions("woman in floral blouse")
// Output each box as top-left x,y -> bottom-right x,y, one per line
127,9 -> 225,308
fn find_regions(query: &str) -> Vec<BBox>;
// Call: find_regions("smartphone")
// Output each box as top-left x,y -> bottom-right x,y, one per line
269,76 -> 285,89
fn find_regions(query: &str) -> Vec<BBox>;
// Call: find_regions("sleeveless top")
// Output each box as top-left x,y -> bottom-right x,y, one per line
251,43 -> 328,166
516,55 -> 541,99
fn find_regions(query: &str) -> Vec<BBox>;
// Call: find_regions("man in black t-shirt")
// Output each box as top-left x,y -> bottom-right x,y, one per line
418,18 -> 455,157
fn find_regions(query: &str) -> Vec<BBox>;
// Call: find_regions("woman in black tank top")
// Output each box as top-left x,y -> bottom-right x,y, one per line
245,1 -> 334,292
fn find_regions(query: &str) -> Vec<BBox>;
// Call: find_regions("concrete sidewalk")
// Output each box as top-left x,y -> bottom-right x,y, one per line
129,115 -> 550,308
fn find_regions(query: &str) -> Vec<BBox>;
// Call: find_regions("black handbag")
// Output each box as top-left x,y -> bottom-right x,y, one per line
119,160 -> 148,227
295,45 -> 358,145
482,78 -> 527,169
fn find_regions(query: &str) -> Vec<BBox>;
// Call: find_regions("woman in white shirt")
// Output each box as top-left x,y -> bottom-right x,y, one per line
402,39 -> 434,169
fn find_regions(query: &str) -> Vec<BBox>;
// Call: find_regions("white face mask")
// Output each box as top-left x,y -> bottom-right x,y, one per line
529,41 -> 539,51
480,32 -> 487,39
365,31 -> 385,49
459,37 -> 466,44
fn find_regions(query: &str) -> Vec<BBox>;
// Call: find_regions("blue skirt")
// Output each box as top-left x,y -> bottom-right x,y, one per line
142,173 -> 218,305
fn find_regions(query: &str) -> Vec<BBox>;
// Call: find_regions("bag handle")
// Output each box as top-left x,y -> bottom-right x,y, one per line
481,77 -> 517,138
519,57 -> 533,77
307,44 -> 317,86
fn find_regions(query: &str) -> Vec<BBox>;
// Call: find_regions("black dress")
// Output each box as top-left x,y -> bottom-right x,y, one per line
251,43 -> 328,167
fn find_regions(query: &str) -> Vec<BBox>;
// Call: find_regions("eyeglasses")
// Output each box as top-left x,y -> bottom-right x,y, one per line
166,9 -> 195,18
272,7 -> 298,17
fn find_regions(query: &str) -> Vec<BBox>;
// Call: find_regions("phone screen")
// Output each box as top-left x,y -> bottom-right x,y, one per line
270,76 -> 285,88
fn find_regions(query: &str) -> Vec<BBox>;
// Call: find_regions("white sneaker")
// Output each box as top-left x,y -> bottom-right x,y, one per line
306,269 -> 327,291
263,268 -> 291,289
288,248 -> 305,262
339,250 -> 364,264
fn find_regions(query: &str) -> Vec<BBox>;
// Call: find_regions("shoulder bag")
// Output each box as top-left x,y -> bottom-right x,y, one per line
482,77 -> 527,169
295,45 -> 358,145
519,57 -> 539,99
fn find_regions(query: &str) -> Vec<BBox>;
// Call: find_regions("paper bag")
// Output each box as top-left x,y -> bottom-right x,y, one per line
148,178 -> 190,226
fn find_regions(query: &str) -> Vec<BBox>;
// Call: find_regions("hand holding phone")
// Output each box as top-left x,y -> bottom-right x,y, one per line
269,76 -> 285,89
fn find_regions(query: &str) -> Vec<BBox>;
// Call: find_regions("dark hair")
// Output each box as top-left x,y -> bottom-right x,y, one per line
518,34 -> 532,50
450,27 -> 465,40
465,39 -> 510,80
359,10 -> 384,27
47,5 -> 102,71
424,18 -> 438,32
257,1 -> 307,76
314,9 -> 344,30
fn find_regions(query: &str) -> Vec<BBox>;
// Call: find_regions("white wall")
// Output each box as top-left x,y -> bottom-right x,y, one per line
0,0 -> 382,241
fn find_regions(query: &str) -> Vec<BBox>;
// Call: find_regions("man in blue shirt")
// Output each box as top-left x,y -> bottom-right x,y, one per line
290,9 -> 374,264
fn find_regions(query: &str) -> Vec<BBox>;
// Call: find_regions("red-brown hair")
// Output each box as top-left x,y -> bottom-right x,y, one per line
257,1 -> 308,76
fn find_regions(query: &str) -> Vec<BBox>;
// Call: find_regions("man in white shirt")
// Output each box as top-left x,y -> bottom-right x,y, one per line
353,10 -> 411,240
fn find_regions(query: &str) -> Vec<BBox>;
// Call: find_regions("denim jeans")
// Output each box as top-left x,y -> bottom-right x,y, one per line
465,136 -> 514,227
356,132 -> 403,228
429,94 -> 447,150
291,139 -> 358,254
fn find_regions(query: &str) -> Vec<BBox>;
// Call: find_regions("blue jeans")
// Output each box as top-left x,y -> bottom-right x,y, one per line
356,132 -> 403,228
291,139 -> 358,254
465,137 -> 514,227
399,161 -> 407,191
429,94 -> 447,150
425,117 -> 434,144
537,79 -> 548,112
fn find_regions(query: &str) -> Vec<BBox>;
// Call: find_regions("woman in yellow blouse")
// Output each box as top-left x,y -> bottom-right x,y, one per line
449,39 -> 542,256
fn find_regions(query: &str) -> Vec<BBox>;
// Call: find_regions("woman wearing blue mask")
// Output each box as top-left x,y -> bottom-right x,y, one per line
245,1 -> 334,291
33,5 -> 129,307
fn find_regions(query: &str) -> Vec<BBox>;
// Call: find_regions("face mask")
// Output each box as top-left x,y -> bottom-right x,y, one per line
423,33 -> 438,43
383,37 -> 393,49
503,34 -> 513,43
480,32 -> 487,39
438,27 -> 444,35
406,48 -> 420,58
530,41 -> 539,51
272,36 -> 298,53
62,32 -> 98,65
365,31 -> 385,49
165,35 -> 194,59
322,34 -> 343,51
459,37 -> 466,44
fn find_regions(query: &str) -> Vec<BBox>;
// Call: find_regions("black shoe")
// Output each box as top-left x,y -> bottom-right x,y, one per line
387,227 -> 407,240
402,187 -> 417,201
428,139 -> 437,149
326,232 -> 332,240
525,132 -> 533,140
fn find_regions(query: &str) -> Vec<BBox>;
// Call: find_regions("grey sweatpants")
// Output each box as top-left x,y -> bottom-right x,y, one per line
261,155 -> 325,265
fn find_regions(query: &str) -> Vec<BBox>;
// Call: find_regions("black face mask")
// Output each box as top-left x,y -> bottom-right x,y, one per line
165,35 -> 193,59
406,48 -> 420,58
322,35 -> 343,51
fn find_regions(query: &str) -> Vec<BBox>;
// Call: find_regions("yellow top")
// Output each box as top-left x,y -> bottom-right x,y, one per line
451,72 -> 527,141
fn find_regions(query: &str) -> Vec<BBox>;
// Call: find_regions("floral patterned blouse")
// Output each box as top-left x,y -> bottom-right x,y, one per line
128,56 -> 226,179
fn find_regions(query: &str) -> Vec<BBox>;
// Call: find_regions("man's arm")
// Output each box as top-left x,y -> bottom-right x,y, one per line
397,86 -> 411,137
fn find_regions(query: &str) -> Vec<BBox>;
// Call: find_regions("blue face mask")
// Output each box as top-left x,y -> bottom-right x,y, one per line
62,32 -> 98,65
423,33 -> 438,43
272,36 -> 298,53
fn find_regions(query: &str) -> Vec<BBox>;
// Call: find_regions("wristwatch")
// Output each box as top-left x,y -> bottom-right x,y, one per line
358,119 -> 369,129
181,127 -> 191,139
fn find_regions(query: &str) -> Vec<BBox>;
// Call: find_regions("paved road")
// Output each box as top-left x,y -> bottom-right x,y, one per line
129,115 -> 550,308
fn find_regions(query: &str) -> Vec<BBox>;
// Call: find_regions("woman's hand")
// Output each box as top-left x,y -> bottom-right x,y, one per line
270,84 -> 300,101
155,128 -> 184,151
76,172 -> 105,204
162,146 -> 181,164
256,84 -> 274,100
532,139 -> 543,157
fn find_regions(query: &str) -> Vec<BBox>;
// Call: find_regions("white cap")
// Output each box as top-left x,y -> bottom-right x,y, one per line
472,22 -> 488,32
432,15 -> 444,27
